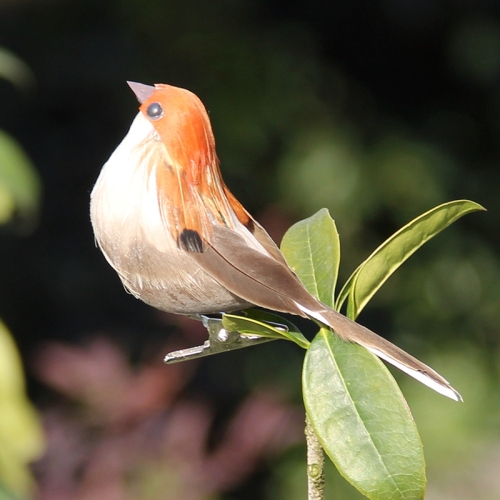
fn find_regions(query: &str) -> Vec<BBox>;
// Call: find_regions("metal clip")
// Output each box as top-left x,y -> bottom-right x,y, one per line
164,315 -> 282,364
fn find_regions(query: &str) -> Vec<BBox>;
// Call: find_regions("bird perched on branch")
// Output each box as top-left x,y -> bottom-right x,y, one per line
90,81 -> 461,401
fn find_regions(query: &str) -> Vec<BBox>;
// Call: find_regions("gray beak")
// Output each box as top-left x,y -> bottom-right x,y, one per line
127,81 -> 155,104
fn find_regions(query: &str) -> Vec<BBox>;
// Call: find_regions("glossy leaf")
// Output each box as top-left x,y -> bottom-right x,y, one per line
336,200 -> 485,318
281,208 -> 340,307
303,329 -> 426,500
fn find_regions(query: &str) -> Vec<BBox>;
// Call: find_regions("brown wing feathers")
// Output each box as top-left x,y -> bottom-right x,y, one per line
189,225 -> 309,316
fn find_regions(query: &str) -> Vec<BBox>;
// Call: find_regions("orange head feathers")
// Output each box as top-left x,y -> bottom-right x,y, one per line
128,82 -> 216,185
124,82 -> 253,246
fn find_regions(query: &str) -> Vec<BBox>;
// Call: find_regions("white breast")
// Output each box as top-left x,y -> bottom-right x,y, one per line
90,112 -> 250,314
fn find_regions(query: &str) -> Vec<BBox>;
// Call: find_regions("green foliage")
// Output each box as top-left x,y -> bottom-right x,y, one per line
303,330 -> 425,500
0,48 -> 34,91
280,208 -> 340,307
223,309 -> 309,349
336,200 -> 486,319
0,321 -> 44,499
0,48 -> 43,498
283,210 -> 425,500
0,48 -> 40,228
225,201 -> 483,499
0,131 -> 40,227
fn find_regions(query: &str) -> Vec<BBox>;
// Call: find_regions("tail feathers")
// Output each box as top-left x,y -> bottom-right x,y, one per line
296,303 -> 462,402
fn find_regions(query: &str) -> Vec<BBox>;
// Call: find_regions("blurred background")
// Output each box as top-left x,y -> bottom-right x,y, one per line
0,0 -> 499,499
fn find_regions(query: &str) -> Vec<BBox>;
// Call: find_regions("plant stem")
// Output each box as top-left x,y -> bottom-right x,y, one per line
305,413 -> 325,500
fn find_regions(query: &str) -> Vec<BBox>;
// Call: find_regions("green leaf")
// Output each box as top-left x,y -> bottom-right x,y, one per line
0,321 -> 44,498
223,309 -> 309,349
336,200 -> 485,318
280,208 -> 340,307
0,482 -> 22,500
303,329 -> 426,500
0,48 -> 35,90
0,130 -> 41,226
280,208 -> 426,498
336,268 -> 358,316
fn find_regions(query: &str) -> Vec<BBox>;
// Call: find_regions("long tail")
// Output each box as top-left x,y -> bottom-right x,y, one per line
296,303 -> 462,401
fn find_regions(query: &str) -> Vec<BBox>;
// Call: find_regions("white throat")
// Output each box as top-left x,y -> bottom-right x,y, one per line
90,112 -> 175,255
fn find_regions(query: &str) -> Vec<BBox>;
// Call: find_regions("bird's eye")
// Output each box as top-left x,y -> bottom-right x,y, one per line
146,102 -> 163,120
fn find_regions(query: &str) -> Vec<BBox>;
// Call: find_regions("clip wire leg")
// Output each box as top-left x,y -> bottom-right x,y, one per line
164,315 -> 278,364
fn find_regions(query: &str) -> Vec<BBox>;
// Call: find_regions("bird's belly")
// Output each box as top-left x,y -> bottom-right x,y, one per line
130,279 -> 251,315
102,239 -> 251,315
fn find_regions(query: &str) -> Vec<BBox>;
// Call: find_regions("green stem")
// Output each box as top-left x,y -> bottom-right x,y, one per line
305,413 -> 325,500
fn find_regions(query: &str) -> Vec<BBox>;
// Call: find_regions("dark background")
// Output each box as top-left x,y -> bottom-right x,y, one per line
1,1 -> 499,498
